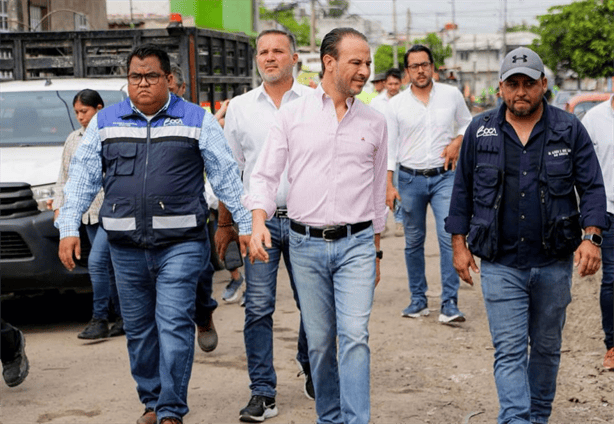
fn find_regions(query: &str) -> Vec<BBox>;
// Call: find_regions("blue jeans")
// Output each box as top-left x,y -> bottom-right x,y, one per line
289,224 -> 376,424
480,259 -> 573,424
392,165 -> 403,223
109,240 -> 207,421
194,259 -> 217,327
397,169 -> 459,305
85,224 -> 120,320
601,214 -> 614,350
244,216 -> 309,398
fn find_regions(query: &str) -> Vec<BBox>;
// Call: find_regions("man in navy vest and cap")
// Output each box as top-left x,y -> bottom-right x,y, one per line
57,44 -> 251,424
445,47 -> 609,424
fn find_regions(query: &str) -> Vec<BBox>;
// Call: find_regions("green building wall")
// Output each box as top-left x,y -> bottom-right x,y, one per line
171,0 -> 256,36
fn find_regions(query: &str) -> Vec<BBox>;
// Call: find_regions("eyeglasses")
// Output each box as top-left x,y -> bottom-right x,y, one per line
407,62 -> 432,71
127,73 -> 166,85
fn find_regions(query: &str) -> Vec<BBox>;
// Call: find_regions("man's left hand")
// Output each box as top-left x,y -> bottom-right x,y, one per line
574,240 -> 601,277
441,136 -> 463,171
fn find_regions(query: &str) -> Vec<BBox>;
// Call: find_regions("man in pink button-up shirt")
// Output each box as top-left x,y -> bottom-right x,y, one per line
244,28 -> 387,424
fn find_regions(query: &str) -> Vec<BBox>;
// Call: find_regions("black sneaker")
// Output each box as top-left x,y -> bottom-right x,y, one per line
78,318 -> 109,339
239,395 -> 278,422
2,329 -> 29,387
108,318 -> 125,337
296,360 -> 315,400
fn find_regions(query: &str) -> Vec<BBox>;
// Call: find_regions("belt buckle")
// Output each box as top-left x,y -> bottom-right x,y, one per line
322,226 -> 338,242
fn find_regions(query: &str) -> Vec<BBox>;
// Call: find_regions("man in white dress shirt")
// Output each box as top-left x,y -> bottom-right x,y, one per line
386,44 -> 472,323
214,29 -> 314,423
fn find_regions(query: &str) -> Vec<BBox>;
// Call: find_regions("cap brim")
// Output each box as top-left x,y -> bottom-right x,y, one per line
501,67 -> 542,81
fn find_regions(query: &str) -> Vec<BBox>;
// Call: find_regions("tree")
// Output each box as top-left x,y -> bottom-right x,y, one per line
531,0 -> 614,79
373,33 -> 451,74
259,3 -> 311,47
328,0 -> 349,18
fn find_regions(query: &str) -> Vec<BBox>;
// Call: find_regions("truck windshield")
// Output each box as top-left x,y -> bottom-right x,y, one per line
0,90 -> 126,145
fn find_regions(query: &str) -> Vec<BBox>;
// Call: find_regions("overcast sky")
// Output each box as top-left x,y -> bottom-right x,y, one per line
262,0 -> 578,34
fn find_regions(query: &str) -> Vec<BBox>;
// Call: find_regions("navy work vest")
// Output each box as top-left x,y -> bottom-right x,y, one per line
97,95 -> 208,248
467,104 -> 582,260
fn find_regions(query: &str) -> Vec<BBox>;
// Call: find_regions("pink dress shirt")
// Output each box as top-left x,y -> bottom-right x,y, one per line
243,84 -> 388,233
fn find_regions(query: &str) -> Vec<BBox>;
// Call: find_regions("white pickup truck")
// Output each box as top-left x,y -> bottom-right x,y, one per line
0,78 -> 127,294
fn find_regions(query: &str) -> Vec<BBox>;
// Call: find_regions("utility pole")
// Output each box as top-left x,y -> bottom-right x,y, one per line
451,0 -> 456,68
129,0 -> 134,29
310,0 -> 316,53
502,0 -> 507,57
392,0 -> 398,68
405,8 -> 411,51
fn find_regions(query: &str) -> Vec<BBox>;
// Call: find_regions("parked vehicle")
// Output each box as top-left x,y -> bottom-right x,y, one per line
551,90 -> 579,109
0,79 -> 128,294
0,27 -> 252,294
565,92 -> 612,120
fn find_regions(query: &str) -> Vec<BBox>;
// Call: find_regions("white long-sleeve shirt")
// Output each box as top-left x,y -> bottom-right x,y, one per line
386,81 -> 472,171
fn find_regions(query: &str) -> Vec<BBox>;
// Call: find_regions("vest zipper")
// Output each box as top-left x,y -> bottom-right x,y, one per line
143,121 -> 151,246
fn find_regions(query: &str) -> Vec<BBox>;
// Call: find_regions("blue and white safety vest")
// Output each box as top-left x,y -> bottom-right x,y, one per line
98,95 -> 208,248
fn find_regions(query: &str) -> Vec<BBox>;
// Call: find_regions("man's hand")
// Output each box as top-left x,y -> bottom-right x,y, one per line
239,234 -> 251,258
214,99 -> 230,128
441,136 -> 463,171
58,236 -> 81,271
214,225 -> 239,260
452,234 -> 478,285
574,240 -> 601,277
386,184 -> 400,211
249,210 -> 271,264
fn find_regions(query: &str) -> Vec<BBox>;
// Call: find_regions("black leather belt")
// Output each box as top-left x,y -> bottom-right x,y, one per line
290,220 -> 372,241
274,208 -> 288,218
399,165 -> 447,177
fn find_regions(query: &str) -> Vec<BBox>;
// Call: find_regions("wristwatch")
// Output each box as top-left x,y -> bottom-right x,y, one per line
376,250 -> 383,259
583,233 -> 603,247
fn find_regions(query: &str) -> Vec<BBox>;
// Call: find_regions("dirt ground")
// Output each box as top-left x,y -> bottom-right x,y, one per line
1,212 -> 613,424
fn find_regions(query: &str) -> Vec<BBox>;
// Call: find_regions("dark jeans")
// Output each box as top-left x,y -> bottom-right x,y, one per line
1,320 -> 21,363
194,259 -> 218,327
85,224 -> 121,320
601,213 -> 614,349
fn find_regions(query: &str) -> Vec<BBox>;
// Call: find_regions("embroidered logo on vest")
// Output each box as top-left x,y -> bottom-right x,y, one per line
164,117 -> 184,126
476,125 -> 499,138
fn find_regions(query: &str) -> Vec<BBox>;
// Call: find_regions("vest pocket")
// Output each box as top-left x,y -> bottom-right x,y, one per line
102,143 -> 137,176
546,160 -> 573,196
473,165 -> 500,207
467,217 -> 497,261
150,195 -> 205,245
100,197 -> 137,245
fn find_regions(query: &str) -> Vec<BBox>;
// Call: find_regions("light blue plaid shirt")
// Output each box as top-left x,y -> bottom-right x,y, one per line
55,97 -> 252,238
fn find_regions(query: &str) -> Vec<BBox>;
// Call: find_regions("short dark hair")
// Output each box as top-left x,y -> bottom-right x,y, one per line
73,89 -> 104,109
404,44 -> 434,69
256,29 -> 296,54
320,28 -> 368,73
170,64 -> 184,86
126,43 -> 171,75
385,68 -> 402,82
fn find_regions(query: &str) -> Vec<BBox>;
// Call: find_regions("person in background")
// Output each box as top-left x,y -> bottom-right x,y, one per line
386,45 -> 472,323
370,68 -> 404,238
57,44 -> 251,424
52,89 -> 123,340
216,29 -> 314,422
169,64 -> 186,98
446,47 -> 608,424
245,27 -> 387,424
371,72 -> 386,94
581,93 -> 614,370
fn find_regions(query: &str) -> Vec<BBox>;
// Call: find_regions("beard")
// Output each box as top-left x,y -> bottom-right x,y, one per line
258,65 -> 293,84
506,96 -> 543,117
334,69 -> 365,97
410,73 -> 432,89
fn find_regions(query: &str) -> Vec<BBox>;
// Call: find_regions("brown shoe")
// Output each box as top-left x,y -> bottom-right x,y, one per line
136,409 -> 156,424
197,311 -> 218,352
604,347 -> 614,370
159,418 -> 182,424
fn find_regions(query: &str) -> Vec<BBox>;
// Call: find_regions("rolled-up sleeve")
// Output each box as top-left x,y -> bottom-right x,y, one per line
242,112 -> 287,219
